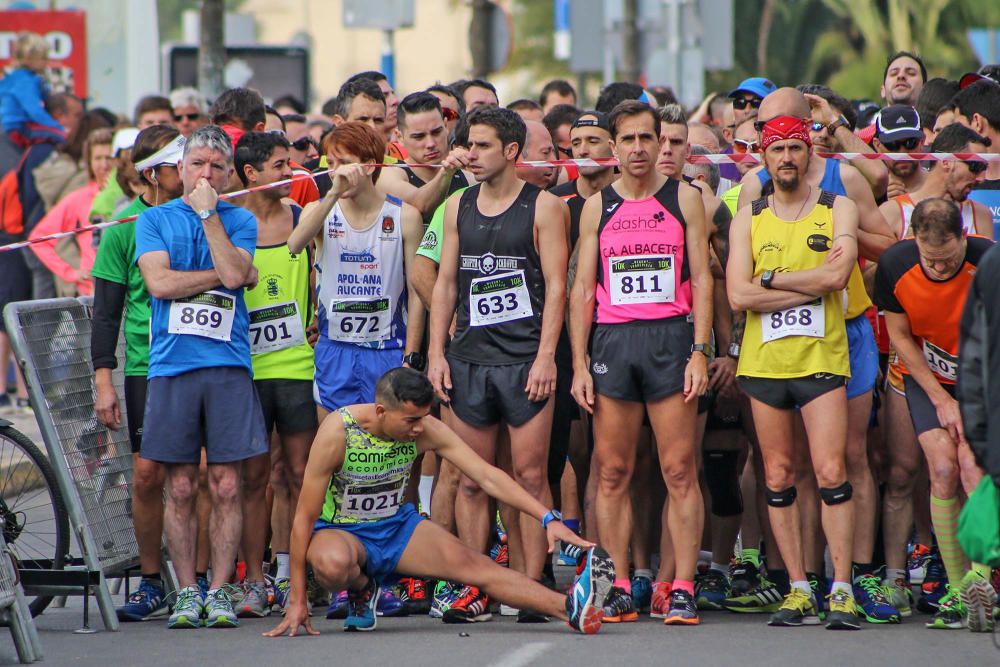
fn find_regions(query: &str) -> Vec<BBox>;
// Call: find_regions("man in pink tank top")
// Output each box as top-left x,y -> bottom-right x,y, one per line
570,100 -> 714,627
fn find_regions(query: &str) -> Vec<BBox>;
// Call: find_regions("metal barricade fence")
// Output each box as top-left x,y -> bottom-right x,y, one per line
0,530 -> 43,662
2,297 -> 135,631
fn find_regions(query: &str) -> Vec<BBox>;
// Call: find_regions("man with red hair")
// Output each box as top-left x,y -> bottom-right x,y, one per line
727,114 -> 862,630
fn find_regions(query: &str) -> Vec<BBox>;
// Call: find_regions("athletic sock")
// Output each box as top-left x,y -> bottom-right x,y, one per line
633,568 -> 653,581
830,580 -> 852,597
614,577 -> 632,594
671,578 -> 695,596
741,547 -> 761,567
885,568 -> 906,584
791,580 -> 811,596
418,474 -> 434,515
275,552 -> 290,580
929,495 -> 970,584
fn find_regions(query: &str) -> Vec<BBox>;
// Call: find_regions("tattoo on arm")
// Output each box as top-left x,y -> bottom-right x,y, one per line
712,205 -> 732,269
730,309 -> 746,347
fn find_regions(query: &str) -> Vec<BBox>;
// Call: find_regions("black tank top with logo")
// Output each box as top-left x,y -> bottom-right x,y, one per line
449,182 -> 545,365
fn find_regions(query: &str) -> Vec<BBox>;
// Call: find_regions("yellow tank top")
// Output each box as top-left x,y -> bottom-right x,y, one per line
844,262 -> 871,319
737,190 -> 851,379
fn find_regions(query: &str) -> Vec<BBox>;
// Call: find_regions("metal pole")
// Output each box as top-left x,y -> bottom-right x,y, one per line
380,29 -> 396,87
621,0 -> 641,82
198,0 -> 226,103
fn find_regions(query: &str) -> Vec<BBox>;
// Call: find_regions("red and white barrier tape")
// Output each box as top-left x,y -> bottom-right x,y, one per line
3,151 -> 999,253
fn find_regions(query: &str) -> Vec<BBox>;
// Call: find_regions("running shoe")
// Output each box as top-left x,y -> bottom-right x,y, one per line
196,575 -> 210,601
695,568 -> 730,610
400,577 -> 431,615
825,590 -> 861,630
650,581 -> 672,619
566,546 -> 613,635
807,573 -> 827,618
443,585 -> 492,623
238,580 -> 271,618
430,580 -> 458,619
117,579 -> 168,622
729,555 -> 761,597
517,609 -> 549,623
344,579 -> 380,632
631,575 -> 652,613
376,587 -> 408,617
926,585 -> 966,629
326,590 -> 350,619
489,541 -> 509,567
602,586 -> 638,623
204,587 -> 239,628
499,604 -> 519,616
558,542 -> 581,566
724,578 -> 784,613
907,543 -> 932,584
884,578 -> 913,618
768,588 -> 820,627
853,573 -> 900,623
167,585 -> 203,629
272,577 -> 291,614
663,589 -> 700,625
917,553 -> 948,614
960,571 -> 996,633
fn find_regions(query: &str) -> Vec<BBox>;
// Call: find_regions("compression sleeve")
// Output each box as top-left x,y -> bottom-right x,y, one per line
91,277 -> 126,370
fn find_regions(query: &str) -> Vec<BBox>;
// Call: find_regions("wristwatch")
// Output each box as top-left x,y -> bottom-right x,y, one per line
197,208 -> 218,221
403,352 -> 426,371
728,342 -> 741,359
691,343 -> 714,359
826,115 -> 850,136
760,270 -> 775,289
541,509 -> 563,529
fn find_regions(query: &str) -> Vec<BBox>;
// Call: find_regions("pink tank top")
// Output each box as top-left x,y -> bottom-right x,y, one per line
595,179 -> 692,324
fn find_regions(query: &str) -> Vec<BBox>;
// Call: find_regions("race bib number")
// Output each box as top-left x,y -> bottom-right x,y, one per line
167,290 -> 235,341
329,298 -> 390,343
341,480 -> 406,521
761,301 -> 824,342
249,301 -> 305,355
609,255 -> 675,305
469,270 -> 533,327
923,340 -> 957,382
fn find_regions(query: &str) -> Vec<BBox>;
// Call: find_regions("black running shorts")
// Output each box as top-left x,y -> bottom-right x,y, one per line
589,316 -> 693,403
738,373 -> 846,410
446,357 -> 549,428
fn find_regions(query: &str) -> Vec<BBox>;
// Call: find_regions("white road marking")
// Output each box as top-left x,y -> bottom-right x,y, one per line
488,641 -> 553,667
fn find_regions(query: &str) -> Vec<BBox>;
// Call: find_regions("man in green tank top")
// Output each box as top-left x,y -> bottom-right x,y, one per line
265,367 -> 613,636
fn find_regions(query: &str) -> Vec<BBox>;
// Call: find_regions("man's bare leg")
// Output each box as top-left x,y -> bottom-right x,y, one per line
163,463 -> 200,587
507,400 -> 556,581
207,463 -> 244,590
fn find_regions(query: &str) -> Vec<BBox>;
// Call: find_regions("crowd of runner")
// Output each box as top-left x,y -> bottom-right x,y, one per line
1,31 -> 1000,636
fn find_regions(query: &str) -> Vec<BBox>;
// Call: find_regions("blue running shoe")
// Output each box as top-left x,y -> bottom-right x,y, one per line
326,590 -> 350,619
807,573 -> 828,618
917,554 -> 948,614
117,579 -> 168,622
196,575 -> 209,601
430,580 -> 459,618
853,573 -> 900,623
631,575 -> 652,612
344,579 -> 380,632
695,569 -> 730,611
566,546 -> 614,634
272,578 -> 290,614
376,587 -> 408,617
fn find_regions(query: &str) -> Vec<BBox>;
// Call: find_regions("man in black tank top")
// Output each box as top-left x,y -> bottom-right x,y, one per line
428,107 -> 570,621
379,92 -> 473,225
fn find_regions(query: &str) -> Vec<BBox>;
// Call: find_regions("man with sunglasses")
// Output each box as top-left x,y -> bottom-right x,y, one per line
169,87 -> 207,138
951,80 -> 1000,239
379,92 -> 473,226
872,105 -> 927,196
720,118 -> 761,215
283,114 -> 320,166
721,78 -> 776,183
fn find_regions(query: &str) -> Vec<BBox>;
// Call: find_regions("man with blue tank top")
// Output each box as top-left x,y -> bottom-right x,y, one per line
289,122 -> 425,420
135,125 -> 268,629
950,80 -> 1000,238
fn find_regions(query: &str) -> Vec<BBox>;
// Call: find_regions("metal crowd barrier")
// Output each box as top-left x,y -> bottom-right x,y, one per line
0,529 -> 43,662
2,297 -> 142,631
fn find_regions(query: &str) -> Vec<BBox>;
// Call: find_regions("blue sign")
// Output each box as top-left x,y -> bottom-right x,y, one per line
968,29 -> 1000,66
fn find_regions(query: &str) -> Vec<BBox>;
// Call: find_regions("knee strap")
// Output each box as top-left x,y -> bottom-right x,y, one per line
704,449 -> 743,516
819,481 -> 853,506
765,485 -> 797,508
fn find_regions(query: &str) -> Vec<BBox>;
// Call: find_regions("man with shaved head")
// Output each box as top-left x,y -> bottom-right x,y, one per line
516,120 -> 559,190
736,87 -> 899,624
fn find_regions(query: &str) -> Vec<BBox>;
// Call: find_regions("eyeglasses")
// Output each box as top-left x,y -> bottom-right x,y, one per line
441,107 -> 460,121
810,122 -> 825,133
267,129 -> 286,137
557,145 -> 573,158
173,113 -> 200,122
964,159 -> 988,174
291,136 -> 318,151
732,97 -> 762,111
880,137 -> 922,151
732,139 -> 759,154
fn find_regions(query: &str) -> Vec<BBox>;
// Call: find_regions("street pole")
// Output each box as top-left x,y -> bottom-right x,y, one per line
380,29 -> 395,87
621,0 -> 641,83
469,0 -> 493,78
198,0 -> 225,103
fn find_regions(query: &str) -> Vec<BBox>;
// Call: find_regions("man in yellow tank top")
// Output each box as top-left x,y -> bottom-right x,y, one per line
728,115 -> 861,630
234,131 -> 320,617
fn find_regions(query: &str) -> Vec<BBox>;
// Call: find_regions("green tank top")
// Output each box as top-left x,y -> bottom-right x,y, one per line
244,213 -> 314,380
320,408 -> 418,524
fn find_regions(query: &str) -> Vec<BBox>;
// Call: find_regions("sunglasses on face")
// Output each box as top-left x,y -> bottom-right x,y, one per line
441,107 -> 460,121
732,139 -> 759,154
291,137 -> 318,151
173,113 -> 200,122
964,159 -> 988,174
732,97 -> 762,111
810,122 -> 826,133
557,145 -> 573,157
881,137 -> 922,151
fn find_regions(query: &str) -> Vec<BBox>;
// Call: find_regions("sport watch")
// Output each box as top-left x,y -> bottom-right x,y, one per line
402,352 -> 426,371
826,115 -> 850,136
691,343 -> 714,359
760,270 -> 775,289
541,509 -> 563,529
728,342 -> 741,359
197,208 -> 218,221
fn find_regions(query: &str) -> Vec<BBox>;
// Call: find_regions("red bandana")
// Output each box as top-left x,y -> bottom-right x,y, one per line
761,116 -> 812,151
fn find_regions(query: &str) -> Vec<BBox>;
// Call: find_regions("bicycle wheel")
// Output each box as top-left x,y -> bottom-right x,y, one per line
0,423 -> 70,616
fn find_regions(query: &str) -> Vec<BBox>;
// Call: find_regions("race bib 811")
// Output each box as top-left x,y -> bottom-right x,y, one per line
609,254 -> 675,305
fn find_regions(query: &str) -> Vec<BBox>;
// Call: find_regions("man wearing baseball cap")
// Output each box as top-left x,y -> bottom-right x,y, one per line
873,105 -> 927,195
722,78 -> 777,181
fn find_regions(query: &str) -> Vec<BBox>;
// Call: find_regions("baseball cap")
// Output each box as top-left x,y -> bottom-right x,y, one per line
875,105 -> 922,143
728,77 -> 777,100
571,110 -> 610,133
111,128 -> 140,157
959,69 -> 1000,89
